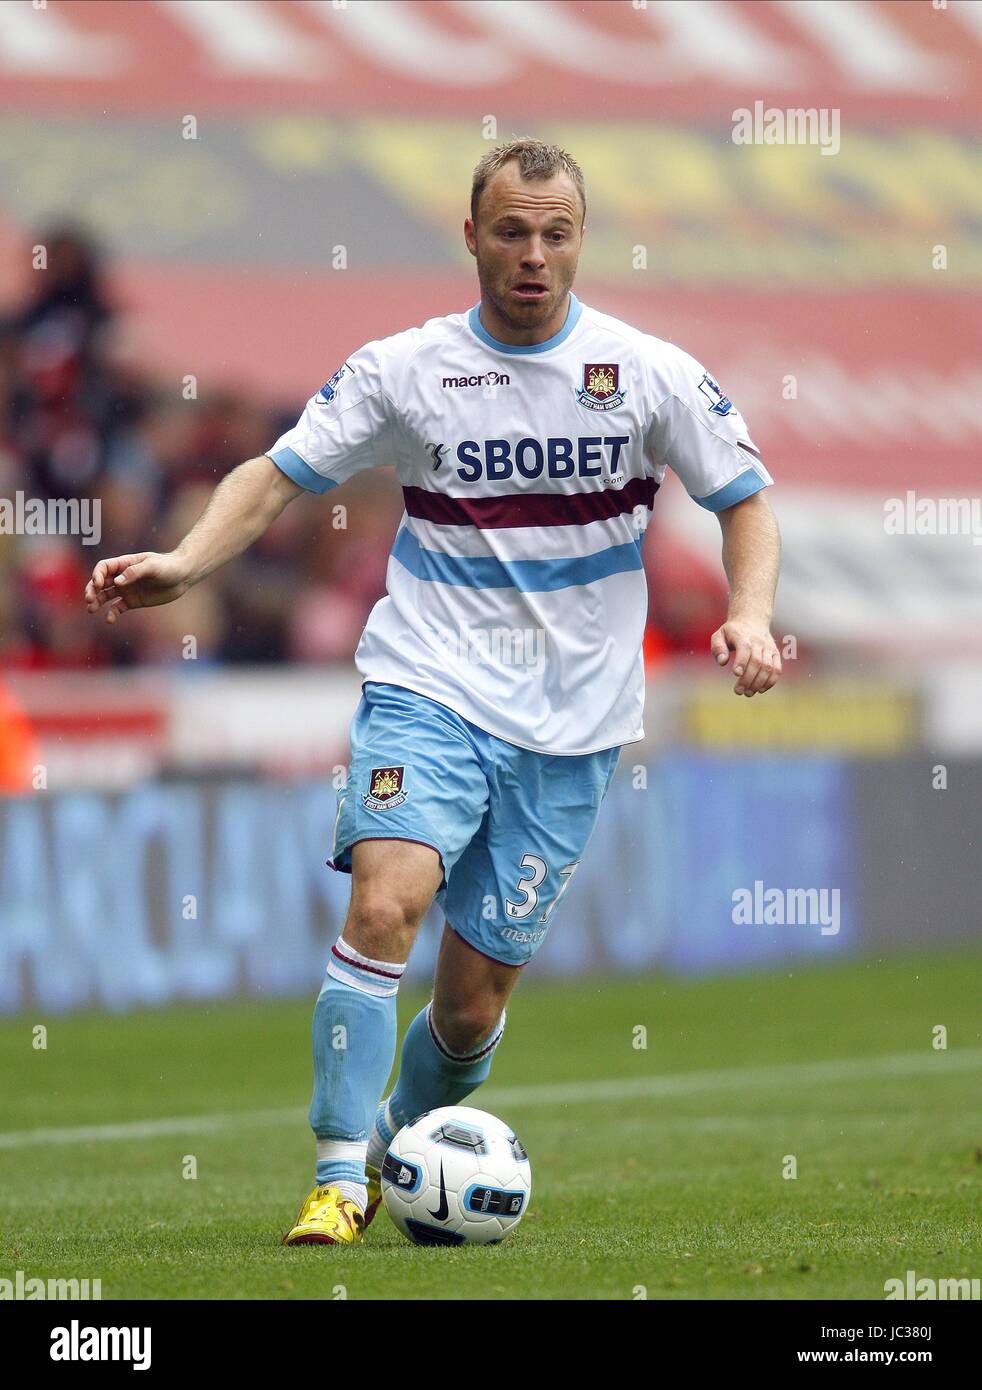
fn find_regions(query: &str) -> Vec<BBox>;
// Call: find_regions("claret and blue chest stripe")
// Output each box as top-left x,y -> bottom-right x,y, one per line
391,526 -> 644,593
402,476 -> 656,530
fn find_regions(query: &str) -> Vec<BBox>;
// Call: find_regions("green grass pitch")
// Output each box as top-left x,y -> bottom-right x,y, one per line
1,946 -> 979,1300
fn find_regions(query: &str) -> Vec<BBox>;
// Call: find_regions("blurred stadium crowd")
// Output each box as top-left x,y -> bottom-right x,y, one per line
0,225 -> 725,674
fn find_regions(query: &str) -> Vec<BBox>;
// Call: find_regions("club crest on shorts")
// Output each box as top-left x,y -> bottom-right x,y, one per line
575,363 -> 626,412
363,765 -> 407,811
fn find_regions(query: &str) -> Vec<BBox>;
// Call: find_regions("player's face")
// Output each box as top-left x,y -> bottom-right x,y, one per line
465,165 -> 583,341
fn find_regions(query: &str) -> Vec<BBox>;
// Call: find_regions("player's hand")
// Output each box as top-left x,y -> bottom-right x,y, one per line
84,551 -> 193,625
710,618 -> 782,697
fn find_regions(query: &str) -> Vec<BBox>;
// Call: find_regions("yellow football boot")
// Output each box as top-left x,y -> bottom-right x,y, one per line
283,1184 -> 365,1246
364,1164 -> 383,1228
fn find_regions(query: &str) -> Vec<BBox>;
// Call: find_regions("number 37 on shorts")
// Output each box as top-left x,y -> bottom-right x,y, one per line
502,856 -> 579,933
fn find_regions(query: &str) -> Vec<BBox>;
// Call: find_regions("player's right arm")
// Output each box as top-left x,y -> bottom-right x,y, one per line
87,336 -> 397,625
84,454 -> 304,625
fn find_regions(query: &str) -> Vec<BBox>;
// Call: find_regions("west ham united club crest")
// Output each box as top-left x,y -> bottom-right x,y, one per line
363,766 -> 407,811
575,363 -> 626,412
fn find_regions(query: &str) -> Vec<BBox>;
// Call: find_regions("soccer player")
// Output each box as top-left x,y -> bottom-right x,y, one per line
85,139 -> 782,1245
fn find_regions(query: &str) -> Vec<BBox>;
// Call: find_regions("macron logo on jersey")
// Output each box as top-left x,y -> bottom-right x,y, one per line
442,370 -> 511,389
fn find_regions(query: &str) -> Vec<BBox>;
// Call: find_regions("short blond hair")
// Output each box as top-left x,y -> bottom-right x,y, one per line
471,137 -> 586,228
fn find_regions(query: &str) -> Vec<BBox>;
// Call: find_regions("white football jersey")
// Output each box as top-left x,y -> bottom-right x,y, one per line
267,293 -> 772,755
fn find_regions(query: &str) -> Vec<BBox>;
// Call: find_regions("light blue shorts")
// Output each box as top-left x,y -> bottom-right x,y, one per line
330,682 -> 620,966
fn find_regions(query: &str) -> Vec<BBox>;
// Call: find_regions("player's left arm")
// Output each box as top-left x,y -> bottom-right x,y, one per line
711,491 -> 782,697
641,341 -> 783,698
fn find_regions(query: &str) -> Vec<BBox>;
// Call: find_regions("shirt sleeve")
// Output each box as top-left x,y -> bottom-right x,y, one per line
266,339 -> 396,494
644,343 -> 773,511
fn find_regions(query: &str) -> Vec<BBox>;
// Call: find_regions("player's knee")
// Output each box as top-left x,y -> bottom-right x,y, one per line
432,1000 -> 501,1058
345,892 -> 424,961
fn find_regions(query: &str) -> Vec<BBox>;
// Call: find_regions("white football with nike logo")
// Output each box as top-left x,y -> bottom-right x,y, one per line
381,1105 -> 532,1246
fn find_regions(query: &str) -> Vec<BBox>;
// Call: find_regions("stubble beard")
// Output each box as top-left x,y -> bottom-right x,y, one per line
476,257 -> 571,334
